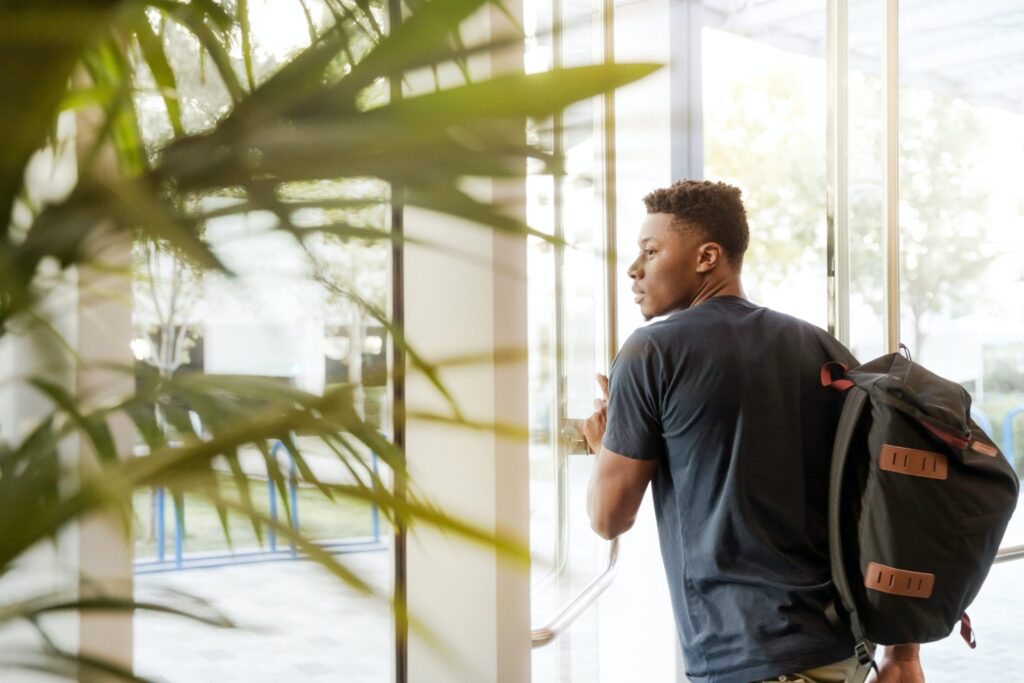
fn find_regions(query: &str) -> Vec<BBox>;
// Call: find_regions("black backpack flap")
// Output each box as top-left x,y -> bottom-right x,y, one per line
849,352 -> 972,448
848,352 -> 1018,485
832,352 -> 1020,646
829,391 -> 952,645
856,406 -> 1014,643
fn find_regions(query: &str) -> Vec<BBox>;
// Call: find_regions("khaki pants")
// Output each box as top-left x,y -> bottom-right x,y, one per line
755,655 -> 872,683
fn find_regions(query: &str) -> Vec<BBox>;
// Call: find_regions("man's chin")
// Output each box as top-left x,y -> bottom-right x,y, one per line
640,302 -> 673,321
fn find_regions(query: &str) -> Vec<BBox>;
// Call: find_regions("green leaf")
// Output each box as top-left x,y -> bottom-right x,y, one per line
237,0 -> 256,92
364,63 -> 661,126
0,1 -> 122,241
407,410 -> 529,441
163,6 -> 244,102
147,0 -> 235,33
256,439 -> 294,530
27,378 -> 118,463
9,593 -> 234,629
340,0 -> 489,96
58,85 -> 118,113
134,15 -> 185,137
79,37 -> 147,177
278,432 -> 334,501
124,398 -> 165,453
403,184 -> 549,241
210,20 -> 360,139
318,282 -> 465,422
222,448 -> 264,545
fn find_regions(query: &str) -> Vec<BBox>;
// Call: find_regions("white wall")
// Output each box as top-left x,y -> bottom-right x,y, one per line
403,5 -> 531,682
203,208 -> 327,395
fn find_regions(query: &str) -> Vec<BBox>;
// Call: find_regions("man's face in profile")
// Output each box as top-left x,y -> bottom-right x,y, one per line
628,213 -> 703,320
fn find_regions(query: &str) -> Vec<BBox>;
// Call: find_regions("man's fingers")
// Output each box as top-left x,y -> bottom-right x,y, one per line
596,373 -> 609,400
593,398 -> 606,411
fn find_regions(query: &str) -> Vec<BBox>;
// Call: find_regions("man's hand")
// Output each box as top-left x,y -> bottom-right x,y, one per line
583,373 -> 610,454
869,644 -> 924,683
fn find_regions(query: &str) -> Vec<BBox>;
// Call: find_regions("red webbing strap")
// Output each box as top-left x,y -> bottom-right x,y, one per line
961,613 -> 977,649
920,420 -> 972,450
821,361 -> 854,391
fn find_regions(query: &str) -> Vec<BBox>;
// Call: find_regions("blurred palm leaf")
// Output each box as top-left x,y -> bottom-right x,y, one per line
0,0 -> 660,675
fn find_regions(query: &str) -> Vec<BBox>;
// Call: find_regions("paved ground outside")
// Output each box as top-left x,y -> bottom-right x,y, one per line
918,499 -> 1024,682
135,503 -> 1024,682
919,557 -> 1024,682
135,551 -> 391,683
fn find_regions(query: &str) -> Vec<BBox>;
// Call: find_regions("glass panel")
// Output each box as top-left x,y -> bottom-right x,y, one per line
562,0 -> 606,419
702,2 -> 828,328
896,1 -> 1024,677
130,4 -> 394,680
527,1 -> 607,680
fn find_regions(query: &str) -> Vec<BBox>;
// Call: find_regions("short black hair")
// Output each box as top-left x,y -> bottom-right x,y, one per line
642,180 -> 750,267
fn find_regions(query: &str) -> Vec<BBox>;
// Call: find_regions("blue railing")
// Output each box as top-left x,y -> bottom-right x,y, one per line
266,439 -> 300,557
1002,407 -> 1024,474
136,439 -> 384,573
971,407 -> 994,436
974,405 -> 1023,474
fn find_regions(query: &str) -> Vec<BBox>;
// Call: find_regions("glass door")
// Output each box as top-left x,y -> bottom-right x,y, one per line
889,1 -> 1024,678
526,0 -> 615,680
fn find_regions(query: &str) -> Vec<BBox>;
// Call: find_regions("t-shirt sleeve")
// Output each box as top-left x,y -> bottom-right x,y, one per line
601,331 -> 665,462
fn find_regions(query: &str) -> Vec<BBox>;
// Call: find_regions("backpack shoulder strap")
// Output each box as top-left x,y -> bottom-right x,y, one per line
829,385 -> 873,662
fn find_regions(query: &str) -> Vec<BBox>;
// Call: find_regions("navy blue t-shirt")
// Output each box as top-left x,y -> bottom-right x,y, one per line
602,296 -> 853,683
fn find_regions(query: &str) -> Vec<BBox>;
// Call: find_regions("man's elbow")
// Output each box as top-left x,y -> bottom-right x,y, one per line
590,510 -> 634,540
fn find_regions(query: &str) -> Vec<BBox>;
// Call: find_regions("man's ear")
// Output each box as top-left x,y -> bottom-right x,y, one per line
695,242 -> 723,273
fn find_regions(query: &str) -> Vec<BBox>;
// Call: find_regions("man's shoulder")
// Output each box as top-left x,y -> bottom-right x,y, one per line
626,299 -> 839,355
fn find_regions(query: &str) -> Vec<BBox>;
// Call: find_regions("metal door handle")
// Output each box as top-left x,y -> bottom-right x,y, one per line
531,538 -> 619,648
561,418 -> 590,455
530,414 -> 619,647
995,544 -> 1024,564
532,418 -> 595,593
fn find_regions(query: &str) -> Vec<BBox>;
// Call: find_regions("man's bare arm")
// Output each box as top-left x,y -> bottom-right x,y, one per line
586,446 -> 658,539
869,644 -> 924,683
583,373 -> 658,540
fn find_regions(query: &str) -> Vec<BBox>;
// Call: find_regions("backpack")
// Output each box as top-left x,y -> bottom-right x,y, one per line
816,332 -> 1019,664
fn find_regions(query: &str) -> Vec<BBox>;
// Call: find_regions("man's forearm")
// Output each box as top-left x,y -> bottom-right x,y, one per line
873,643 -> 923,683
585,449 -> 600,524
883,644 -> 920,660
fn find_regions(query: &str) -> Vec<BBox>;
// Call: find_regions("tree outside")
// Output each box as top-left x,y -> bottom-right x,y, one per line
702,27 -> 1023,468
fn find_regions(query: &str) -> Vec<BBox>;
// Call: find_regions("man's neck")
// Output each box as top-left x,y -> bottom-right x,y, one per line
690,276 -> 745,308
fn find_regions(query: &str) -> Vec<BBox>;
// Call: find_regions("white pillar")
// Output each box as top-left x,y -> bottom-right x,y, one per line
403,5 -> 530,682
74,240 -> 135,677
0,108 -> 133,679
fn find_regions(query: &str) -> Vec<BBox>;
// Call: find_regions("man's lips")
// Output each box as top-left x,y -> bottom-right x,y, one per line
633,289 -> 644,303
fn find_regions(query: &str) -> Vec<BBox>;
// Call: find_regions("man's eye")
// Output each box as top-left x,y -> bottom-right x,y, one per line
645,249 -> 655,257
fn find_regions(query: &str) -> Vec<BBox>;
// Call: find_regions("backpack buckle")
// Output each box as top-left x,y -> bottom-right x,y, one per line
854,640 -> 874,666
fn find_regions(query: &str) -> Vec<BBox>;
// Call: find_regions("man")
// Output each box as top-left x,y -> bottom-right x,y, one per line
582,180 -> 923,683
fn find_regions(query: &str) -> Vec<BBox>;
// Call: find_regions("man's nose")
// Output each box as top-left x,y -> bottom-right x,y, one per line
628,258 -> 642,279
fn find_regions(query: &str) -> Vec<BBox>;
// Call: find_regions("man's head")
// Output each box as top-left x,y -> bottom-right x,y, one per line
629,180 -> 749,319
